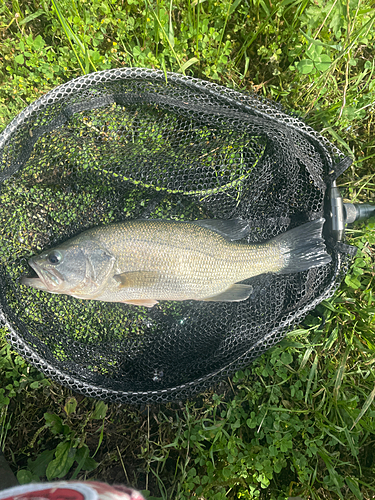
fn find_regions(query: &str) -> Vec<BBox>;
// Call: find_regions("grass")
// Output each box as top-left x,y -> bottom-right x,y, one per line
0,0 -> 375,499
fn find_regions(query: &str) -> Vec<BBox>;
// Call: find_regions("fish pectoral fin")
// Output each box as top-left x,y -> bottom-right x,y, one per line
113,270 -> 160,288
203,284 -> 253,302
122,299 -> 159,308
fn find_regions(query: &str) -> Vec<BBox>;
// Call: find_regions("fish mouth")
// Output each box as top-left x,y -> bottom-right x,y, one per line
20,259 -> 63,292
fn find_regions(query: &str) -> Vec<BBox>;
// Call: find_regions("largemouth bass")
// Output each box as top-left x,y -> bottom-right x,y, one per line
21,218 -> 331,307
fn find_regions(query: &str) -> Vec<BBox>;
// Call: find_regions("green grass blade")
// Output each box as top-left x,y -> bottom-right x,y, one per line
51,0 -> 85,74
168,0 -> 175,49
242,51 -> 250,79
345,477 -> 364,500
305,351 -> 318,404
215,0 -> 233,65
145,0 -> 183,71
179,57 -> 199,73
321,126 -> 354,157
161,55 -> 168,83
342,425 -> 361,472
92,419 -> 105,458
51,0 -> 97,74
70,445 -> 88,480
299,345 -> 314,371
229,0 -> 243,15
259,0 -> 270,16
317,449 -> 344,500
19,9 -> 45,26
333,347 -> 349,403
351,384 -> 375,430
51,0 -> 84,52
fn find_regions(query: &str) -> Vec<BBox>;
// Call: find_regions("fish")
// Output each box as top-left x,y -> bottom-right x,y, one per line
21,218 -> 331,308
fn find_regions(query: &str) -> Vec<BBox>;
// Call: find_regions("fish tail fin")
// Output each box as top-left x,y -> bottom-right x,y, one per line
274,218 -> 331,274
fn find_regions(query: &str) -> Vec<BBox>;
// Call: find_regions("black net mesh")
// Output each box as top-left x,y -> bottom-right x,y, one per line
0,68 -> 355,404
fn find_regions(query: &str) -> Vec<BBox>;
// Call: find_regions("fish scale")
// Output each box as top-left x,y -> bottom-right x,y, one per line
88,220 -> 281,296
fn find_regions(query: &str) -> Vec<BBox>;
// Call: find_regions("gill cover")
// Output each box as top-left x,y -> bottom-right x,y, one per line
78,240 -> 116,297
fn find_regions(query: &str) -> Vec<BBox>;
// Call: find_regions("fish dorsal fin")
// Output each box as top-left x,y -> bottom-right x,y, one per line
122,299 -> 159,308
203,283 -> 253,302
114,270 -> 160,288
192,219 -> 250,241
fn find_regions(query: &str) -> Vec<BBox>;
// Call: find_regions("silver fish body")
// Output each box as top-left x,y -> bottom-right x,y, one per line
21,218 -> 331,307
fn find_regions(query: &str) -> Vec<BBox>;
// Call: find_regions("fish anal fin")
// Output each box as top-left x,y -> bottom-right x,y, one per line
203,283 -> 253,302
122,299 -> 159,308
114,270 -> 160,288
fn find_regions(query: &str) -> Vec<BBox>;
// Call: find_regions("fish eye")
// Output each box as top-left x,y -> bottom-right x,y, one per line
47,251 -> 62,265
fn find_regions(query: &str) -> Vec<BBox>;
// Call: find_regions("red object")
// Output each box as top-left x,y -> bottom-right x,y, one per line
1,487 -> 85,500
0,482 -> 145,500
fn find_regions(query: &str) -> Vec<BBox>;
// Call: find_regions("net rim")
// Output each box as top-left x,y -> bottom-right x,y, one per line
0,67 -> 352,404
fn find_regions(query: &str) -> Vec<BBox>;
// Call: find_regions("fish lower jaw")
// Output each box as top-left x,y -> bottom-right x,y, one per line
20,276 -> 49,291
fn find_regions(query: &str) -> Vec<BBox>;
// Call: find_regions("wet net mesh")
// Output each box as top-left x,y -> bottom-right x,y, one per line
0,68 -> 356,404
